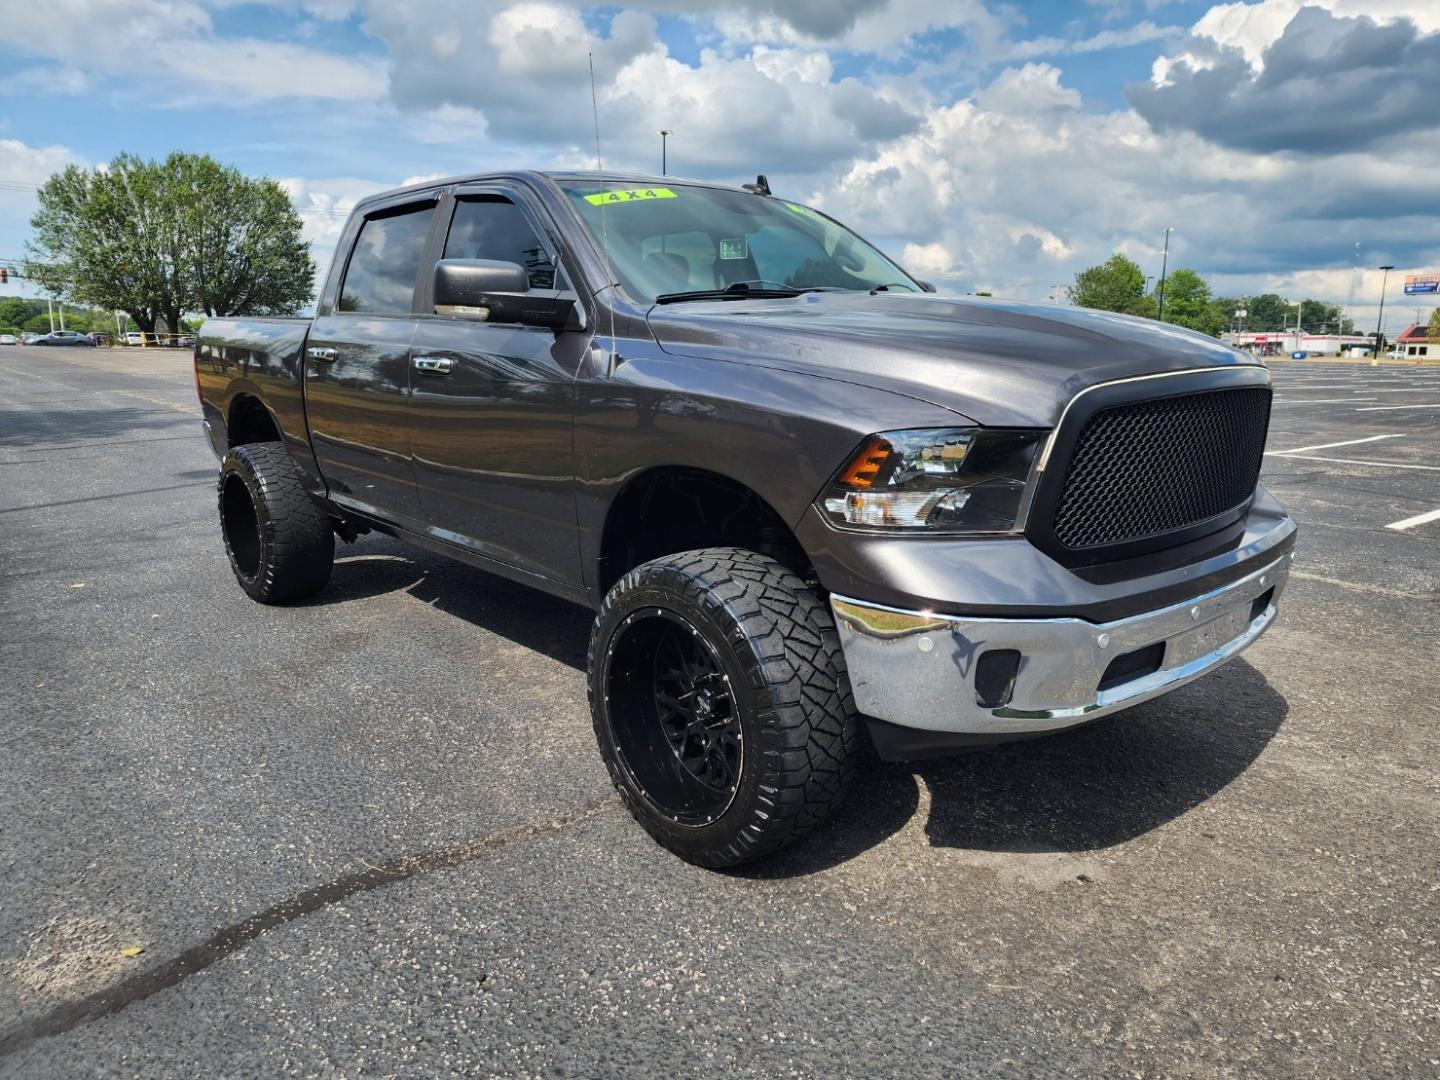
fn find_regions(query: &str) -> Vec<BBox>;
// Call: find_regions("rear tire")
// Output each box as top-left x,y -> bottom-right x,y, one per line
589,548 -> 860,867
219,442 -> 334,604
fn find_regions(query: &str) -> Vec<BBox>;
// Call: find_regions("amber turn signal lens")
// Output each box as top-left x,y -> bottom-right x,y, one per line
836,436 -> 893,489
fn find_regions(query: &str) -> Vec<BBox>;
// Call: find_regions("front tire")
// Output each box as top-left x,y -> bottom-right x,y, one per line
589,548 -> 860,867
219,442 -> 334,604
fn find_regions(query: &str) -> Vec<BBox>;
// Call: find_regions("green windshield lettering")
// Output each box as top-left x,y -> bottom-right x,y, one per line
583,187 -> 678,205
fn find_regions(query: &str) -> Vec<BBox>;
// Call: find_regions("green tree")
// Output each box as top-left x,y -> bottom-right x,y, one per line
1240,293 -> 1291,332
1068,253 -> 1147,314
24,152 -> 314,334
1157,268 -> 1225,336
174,154 -> 314,318
1428,306 -> 1439,341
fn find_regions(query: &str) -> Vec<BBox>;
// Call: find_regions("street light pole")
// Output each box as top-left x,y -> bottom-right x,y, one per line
657,129 -> 672,175
1374,265 -> 1394,357
1156,227 -> 1173,322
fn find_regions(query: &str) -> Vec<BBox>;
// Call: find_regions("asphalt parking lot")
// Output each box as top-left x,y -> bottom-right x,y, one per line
1,345 -> 1437,1078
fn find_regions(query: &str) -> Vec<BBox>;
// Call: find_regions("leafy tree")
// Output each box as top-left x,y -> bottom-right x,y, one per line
175,155 -> 314,318
0,297 -> 39,328
1238,293 -> 1292,332
1067,253 -> 1147,313
1155,268 -> 1224,336
24,152 -> 314,334
1428,306 -> 1439,341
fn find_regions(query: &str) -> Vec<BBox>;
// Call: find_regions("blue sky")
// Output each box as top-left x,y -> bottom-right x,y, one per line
2,0 -> 1438,331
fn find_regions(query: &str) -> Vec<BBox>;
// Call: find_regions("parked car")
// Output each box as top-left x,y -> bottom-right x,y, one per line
124,332 -> 146,346
177,335 -> 196,347
0,334 -> 17,345
198,170 -> 1295,867
20,332 -> 40,344
30,331 -> 95,347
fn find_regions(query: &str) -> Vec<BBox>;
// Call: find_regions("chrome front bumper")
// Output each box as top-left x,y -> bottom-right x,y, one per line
831,551 -> 1291,737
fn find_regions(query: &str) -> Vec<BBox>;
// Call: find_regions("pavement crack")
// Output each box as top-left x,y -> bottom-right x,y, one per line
0,795 -> 618,1059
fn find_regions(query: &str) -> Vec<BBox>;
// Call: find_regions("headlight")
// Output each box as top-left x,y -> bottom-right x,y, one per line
820,428 -> 1044,532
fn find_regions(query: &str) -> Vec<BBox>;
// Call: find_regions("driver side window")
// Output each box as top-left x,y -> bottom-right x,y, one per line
443,197 -> 563,291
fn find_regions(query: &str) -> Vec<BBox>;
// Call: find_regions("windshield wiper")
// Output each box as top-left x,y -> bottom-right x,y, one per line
654,280 -> 837,305
868,282 -> 918,295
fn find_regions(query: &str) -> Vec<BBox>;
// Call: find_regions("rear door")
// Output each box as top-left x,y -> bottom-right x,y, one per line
406,185 -> 587,586
305,195 -> 439,526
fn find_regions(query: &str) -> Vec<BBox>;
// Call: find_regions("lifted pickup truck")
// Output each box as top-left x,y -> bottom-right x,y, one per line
197,170 -> 1295,867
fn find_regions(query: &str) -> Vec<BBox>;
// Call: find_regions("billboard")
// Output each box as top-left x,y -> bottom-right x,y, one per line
1404,274 -> 1439,295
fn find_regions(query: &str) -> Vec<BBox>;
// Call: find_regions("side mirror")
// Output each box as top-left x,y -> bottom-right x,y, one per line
433,259 -> 584,332
917,280 -> 937,293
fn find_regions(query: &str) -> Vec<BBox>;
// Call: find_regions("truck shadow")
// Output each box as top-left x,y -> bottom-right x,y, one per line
312,536 -> 1289,876
317,535 -> 593,667
752,659 -> 1288,878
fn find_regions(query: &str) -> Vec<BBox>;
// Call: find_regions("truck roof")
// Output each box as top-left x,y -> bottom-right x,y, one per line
352,170 -> 749,212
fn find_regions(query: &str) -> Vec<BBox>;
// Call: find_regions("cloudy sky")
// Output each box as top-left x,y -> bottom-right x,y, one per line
2,0 -> 1438,332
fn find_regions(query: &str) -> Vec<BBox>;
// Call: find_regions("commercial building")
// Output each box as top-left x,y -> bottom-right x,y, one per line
1391,323 -> 1435,359
1223,331 -> 1372,357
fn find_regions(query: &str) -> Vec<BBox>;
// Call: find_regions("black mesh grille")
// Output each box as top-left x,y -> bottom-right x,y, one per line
1050,386 -> 1271,550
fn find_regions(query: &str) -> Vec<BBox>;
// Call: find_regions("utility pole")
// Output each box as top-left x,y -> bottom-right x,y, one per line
46,298 -> 55,332
657,129 -> 672,176
1374,265 -> 1394,357
1156,227 -> 1173,322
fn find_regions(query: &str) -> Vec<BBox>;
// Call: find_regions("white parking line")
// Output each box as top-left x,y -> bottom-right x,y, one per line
1355,403 -> 1440,411
1262,453 -> 1440,471
1386,508 -> 1440,532
1269,434 -> 1406,454
1277,398 -> 1378,403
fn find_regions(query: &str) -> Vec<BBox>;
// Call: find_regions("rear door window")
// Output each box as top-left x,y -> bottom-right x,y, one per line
339,202 -> 437,314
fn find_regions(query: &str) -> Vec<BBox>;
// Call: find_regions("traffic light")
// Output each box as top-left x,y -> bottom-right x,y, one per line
0,267 -> 8,284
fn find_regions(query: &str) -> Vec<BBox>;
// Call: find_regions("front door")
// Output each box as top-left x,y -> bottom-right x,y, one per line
305,198 -> 438,526
407,190 -> 585,586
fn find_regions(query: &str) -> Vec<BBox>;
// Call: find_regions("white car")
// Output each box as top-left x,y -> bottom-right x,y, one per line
124,332 -> 146,346
0,334 -> 17,345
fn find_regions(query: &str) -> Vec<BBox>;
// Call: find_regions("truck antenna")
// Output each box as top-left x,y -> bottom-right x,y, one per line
588,50 -> 619,374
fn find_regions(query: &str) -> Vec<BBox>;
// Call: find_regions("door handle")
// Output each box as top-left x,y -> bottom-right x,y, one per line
413,355 -> 454,376
306,346 -> 338,362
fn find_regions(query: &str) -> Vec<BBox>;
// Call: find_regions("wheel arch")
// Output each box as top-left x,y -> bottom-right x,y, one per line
226,391 -> 283,448
597,465 -> 814,597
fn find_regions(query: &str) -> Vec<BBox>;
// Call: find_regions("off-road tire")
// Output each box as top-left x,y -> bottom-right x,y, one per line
219,442 -> 334,604
589,548 -> 861,867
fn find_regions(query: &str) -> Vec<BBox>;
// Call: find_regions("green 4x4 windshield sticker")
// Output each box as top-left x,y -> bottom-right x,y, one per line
584,187 -> 678,205
785,202 -> 826,221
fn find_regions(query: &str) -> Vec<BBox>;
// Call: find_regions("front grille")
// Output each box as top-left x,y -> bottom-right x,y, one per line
1050,386 -> 1271,550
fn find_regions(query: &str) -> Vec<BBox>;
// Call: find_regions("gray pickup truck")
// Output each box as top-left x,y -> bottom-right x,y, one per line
197,170 -> 1295,866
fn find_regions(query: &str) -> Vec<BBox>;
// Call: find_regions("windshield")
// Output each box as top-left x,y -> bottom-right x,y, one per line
557,181 -> 919,303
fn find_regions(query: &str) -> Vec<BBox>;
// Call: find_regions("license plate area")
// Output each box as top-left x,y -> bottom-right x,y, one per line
1164,603 -> 1252,668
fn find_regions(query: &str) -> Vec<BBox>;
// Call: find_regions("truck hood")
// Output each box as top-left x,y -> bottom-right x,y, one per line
647,292 -> 1258,427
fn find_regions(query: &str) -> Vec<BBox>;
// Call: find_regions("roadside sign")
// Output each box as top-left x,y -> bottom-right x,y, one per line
1403,274 -> 1439,295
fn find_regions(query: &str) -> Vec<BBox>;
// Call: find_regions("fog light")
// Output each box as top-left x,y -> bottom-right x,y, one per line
975,649 -> 1021,709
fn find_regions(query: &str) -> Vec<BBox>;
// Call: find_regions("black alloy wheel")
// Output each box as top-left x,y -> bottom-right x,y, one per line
589,547 -> 861,867
607,608 -> 742,827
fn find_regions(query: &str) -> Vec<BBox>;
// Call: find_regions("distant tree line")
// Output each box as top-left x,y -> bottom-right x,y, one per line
0,297 -> 203,336
23,152 -> 315,336
1066,253 -> 1356,338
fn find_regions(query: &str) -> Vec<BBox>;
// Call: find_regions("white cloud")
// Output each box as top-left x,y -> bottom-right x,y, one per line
1150,0 -> 1440,83
901,241 -> 954,276
0,0 -> 383,103
813,58 -> 1439,324
412,104 -> 490,145
0,138 -> 85,297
